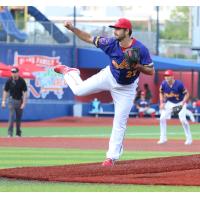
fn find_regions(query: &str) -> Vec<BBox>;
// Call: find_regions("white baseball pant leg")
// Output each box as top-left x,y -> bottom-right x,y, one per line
178,105 -> 192,142
139,107 -> 147,113
186,109 -> 195,122
159,102 -> 172,141
64,67 -> 110,96
106,81 -> 137,160
146,108 -> 156,115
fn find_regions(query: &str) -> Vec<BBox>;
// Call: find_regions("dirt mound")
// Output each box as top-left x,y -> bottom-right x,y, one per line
1,154 -> 200,185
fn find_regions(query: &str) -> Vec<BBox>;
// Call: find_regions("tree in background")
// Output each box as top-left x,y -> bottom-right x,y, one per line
160,7 -> 190,40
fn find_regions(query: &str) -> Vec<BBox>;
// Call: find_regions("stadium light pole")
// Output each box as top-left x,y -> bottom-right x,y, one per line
192,47 -> 200,98
156,6 -> 160,55
72,6 -> 77,67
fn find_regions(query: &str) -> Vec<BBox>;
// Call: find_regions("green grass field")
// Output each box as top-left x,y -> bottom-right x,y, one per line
1,124 -> 200,139
0,124 -> 200,192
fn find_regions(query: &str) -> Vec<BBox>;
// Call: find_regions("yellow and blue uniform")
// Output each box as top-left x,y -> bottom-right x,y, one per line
159,79 -> 192,145
160,80 -> 187,103
93,36 -> 153,85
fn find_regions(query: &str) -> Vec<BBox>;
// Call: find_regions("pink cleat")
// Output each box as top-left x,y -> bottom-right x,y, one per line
102,158 -> 115,167
54,65 -> 80,75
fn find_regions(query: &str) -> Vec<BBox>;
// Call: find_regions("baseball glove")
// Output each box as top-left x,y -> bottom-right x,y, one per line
124,48 -> 140,69
172,105 -> 183,116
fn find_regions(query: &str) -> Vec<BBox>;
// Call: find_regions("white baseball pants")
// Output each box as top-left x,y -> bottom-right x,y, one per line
138,107 -> 156,114
64,66 -> 138,160
159,101 -> 192,142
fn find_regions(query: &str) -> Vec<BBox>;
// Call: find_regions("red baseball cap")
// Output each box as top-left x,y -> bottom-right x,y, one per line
164,70 -> 174,76
109,18 -> 132,30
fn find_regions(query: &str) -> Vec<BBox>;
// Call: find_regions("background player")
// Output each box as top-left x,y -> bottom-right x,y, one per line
54,18 -> 154,166
136,91 -> 156,118
158,70 -> 192,145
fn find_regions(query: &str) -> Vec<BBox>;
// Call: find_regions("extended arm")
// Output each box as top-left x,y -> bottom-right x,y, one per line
20,91 -> 27,109
1,90 -> 8,108
136,104 -> 140,109
182,90 -> 190,105
159,91 -> 165,110
64,21 -> 94,44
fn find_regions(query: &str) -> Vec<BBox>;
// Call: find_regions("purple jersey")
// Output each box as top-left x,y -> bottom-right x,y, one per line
137,99 -> 150,108
160,80 -> 187,103
93,36 -> 153,85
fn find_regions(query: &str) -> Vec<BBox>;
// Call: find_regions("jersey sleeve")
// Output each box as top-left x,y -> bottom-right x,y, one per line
178,81 -> 187,94
136,100 -> 141,106
140,46 -> 153,66
93,36 -> 115,55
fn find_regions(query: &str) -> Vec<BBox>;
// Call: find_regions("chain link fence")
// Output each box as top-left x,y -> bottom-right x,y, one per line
0,19 -> 194,58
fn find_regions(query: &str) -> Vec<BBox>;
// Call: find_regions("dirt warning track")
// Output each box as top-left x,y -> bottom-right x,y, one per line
0,137 -> 200,152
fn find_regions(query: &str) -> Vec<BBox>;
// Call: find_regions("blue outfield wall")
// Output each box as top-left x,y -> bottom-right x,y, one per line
22,101 -> 73,120
77,48 -> 110,69
0,100 -> 74,121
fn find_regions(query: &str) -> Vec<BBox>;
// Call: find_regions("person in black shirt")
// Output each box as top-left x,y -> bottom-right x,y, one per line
134,86 -> 141,104
144,83 -> 152,103
1,67 -> 27,137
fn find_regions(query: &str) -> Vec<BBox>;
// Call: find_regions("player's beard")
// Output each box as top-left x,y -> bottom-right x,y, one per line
115,33 -> 126,42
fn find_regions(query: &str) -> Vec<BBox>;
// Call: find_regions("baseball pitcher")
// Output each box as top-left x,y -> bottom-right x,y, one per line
54,18 -> 154,166
158,70 -> 192,145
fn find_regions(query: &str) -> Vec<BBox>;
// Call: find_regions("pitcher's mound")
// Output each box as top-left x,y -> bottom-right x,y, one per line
1,154 -> 200,186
